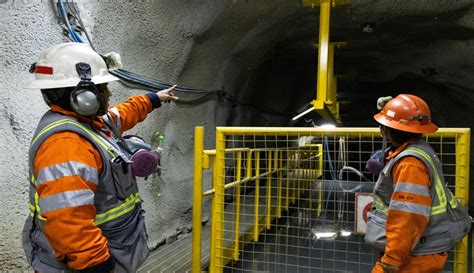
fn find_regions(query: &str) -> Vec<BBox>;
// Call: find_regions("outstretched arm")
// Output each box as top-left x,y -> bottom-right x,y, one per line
105,85 -> 178,132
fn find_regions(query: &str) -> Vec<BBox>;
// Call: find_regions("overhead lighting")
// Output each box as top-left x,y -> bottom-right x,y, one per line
292,106 -> 315,121
319,123 -> 336,129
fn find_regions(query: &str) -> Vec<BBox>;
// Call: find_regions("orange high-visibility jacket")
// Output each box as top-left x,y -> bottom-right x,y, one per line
381,141 -> 431,267
32,95 -> 155,270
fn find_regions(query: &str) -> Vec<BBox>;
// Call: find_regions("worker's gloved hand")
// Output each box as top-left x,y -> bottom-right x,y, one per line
366,149 -> 385,176
382,262 -> 399,273
157,85 -> 179,103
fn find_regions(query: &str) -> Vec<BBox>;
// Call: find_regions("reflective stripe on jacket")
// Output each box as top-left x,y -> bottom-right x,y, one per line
22,95 -> 154,272
365,139 -> 470,265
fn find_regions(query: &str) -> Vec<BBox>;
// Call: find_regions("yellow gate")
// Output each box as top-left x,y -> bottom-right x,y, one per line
192,127 -> 470,273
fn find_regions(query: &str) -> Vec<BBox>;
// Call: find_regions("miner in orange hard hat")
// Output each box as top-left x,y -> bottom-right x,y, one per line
365,94 -> 470,273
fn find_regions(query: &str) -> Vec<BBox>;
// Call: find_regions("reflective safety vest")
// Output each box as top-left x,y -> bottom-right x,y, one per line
365,139 -> 471,255
22,111 -> 149,273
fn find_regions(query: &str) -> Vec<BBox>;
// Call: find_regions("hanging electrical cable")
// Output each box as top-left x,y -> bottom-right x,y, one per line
53,1 -> 222,95
65,0 -> 95,51
336,136 -> 370,193
321,136 -> 337,226
56,0 -> 83,43
322,135 -> 371,227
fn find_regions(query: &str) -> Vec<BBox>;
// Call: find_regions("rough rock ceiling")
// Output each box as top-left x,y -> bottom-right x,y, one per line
214,0 -> 474,128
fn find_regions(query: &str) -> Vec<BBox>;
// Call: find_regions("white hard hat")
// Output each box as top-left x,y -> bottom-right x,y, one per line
27,42 -> 119,89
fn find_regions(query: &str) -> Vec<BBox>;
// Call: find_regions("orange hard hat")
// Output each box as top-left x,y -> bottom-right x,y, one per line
374,94 -> 438,134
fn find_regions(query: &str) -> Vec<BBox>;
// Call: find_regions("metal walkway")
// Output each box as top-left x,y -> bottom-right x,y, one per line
138,178 -> 281,273
137,227 -> 210,273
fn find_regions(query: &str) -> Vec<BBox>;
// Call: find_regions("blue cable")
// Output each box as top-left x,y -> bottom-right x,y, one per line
113,70 -> 164,87
322,136 -> 337,225
57,1 -> 83,43
117,70 -> 168,88
115,69 -> 174,88
54,1 -> 222,96
114,70 -> 169,88
111,70 -> 171,90
325,137 -> 337,180
112,69 -> 220,94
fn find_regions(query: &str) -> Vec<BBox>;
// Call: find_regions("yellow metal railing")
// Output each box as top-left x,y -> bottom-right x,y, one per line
193,127 -> 470,273
454,129 -> 470,273
213,147 -> 322,270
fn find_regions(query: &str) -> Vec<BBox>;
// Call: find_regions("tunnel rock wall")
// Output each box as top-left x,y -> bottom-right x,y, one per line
1,0 -> 474,270
0,0 -> 235,270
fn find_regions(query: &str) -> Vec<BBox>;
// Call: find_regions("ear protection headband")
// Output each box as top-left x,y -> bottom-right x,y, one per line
70,62 -> 104,116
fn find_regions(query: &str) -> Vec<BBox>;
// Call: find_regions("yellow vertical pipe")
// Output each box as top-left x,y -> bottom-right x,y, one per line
266,151 -> 273,229
246,151 -> 253,178
454,130 -> 470,273
286,150 -> 290,209
309,150 -> 313,218
233,152 -> 242,261
192,127 -> 204,273
316,0 -> 331,102
209,157 -> 217,271
246,150 -> 253,233
327,44 -> 335,110
253,151 -> 260,241
212,129 -> 226,273
277,150 -> 282,218
245,150 -> 253,238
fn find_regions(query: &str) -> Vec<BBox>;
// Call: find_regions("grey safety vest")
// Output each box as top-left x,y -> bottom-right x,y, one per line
365,139 -> 471,255
22,111 -> 149,273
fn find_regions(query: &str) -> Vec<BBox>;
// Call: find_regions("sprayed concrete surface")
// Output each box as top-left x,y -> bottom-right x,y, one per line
1,0 -> 474,270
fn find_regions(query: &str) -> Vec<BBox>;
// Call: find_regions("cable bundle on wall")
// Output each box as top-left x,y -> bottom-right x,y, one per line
53,1 -> 222,94
52,0 -> 292,116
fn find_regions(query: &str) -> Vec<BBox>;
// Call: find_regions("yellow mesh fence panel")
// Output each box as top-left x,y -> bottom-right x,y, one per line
197,127 -> 469,273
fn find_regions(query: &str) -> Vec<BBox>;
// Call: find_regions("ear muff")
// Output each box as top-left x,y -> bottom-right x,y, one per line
70,89 -> 100,116
70,62 -> 103,116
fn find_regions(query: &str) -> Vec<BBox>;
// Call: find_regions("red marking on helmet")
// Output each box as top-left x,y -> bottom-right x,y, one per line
34,66 -> 53,75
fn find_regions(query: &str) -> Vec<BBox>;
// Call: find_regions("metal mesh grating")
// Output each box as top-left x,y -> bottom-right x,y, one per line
195,128 -> 469,273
